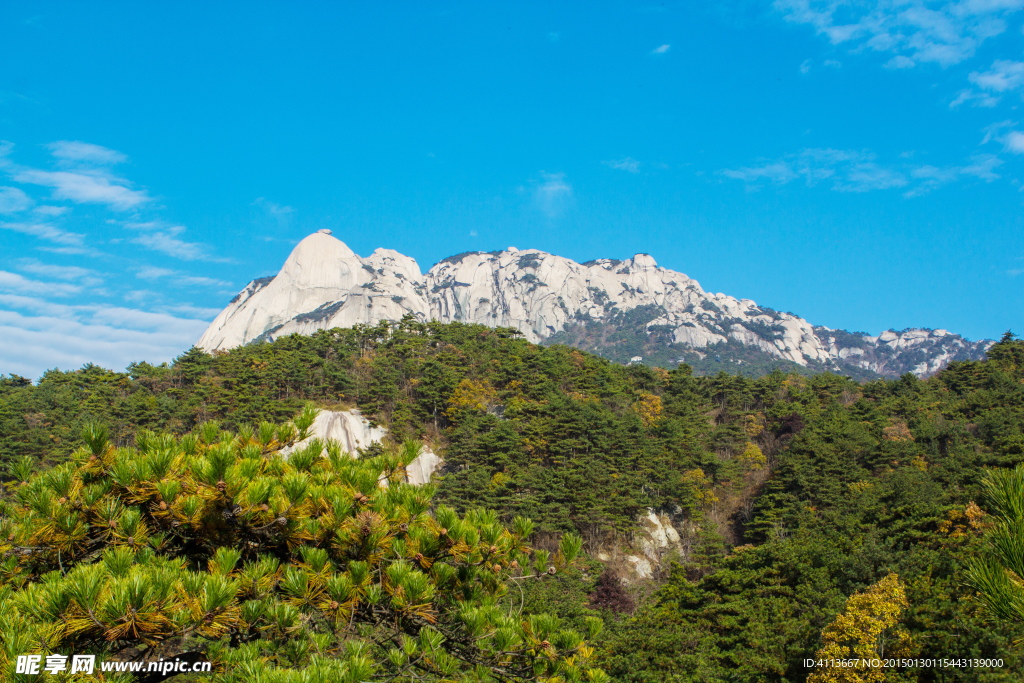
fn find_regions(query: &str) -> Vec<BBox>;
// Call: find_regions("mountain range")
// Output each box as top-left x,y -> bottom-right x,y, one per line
197,230 -> 993,379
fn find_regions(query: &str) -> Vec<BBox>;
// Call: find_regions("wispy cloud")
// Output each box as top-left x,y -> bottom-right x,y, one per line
970,59 -> 1024,92
980,119 -> 1024,153
720,146 -> 1001,195
254,197 -> 294,216
776,0 -> 1023,68
800,57 -> 843,73
17,259 -> 103,286
952,59 -> 1024,106
0,186 -> 32,213
905,154 -> 1002,196
47,140 -> 127,166
0,271 -> 81,297
950,88 -> 1000,107
0,302 -> 213,379
0,139 -> 229,378
834,163 -> 908,192
135,266 -> 176,279
130,226 -> 225,262
981,119 -> 1015,143
1006,130 -> 1024,153
603,157 -> 642,173
884,55 -> 915,69
0,221 -> 85,246
651,44 -> 670,54
167,304 -> 223,318
1,140 -> 150,210
722,148 -> 870,187
33,205 -> 69,216
136,265 -> 231,288
532,171 -> 572,217
13,168 -> 151,210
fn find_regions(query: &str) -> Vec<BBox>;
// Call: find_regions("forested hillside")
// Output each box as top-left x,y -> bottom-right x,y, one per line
2,319 -> 1022,681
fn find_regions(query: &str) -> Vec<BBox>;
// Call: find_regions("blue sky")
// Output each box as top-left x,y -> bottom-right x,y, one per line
1,1 -> 1022,379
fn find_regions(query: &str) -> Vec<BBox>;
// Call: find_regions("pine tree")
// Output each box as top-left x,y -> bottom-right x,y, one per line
965,463 -> 1024,627
0,406 -> 606,683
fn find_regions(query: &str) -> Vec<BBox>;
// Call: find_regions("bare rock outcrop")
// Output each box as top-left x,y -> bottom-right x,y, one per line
280,408 -> 442,486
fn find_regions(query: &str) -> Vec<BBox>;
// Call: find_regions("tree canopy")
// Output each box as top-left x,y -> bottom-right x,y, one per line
0,410 -> 601,683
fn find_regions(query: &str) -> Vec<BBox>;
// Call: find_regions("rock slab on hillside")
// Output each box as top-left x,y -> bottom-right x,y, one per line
280,408 -> 442,486
197,233 -> 993,378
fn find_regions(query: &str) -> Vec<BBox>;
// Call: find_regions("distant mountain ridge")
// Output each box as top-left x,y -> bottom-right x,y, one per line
197,231 -> 993,378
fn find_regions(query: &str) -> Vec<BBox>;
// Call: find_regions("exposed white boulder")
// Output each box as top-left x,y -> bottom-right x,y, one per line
624,555 -> 653,580
405,449 -> 443,486
305,409 -> 387,455
281,408 -> 443,485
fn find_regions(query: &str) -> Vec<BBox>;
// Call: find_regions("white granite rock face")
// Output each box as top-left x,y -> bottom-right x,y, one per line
280,408 -> 442,486
637,509 -> 682,560
197,233 -> 992,378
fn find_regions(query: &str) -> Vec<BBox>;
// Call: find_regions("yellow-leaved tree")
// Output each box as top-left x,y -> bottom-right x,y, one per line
808,573 -> 913,683
632,393 -> 663,427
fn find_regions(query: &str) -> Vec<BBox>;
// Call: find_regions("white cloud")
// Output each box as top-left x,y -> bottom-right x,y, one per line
0,221 -> 85,246
33,205 -> 70,216
254,197 -> 294,216
17,259 -> 102,285
533,172 -> 572,217
37,246 -> 102,257
135,265 -> 231,287
981,119 -> 1016,143
47,140 -> 127,165
129,225 -> 226,262
0,186 -> 32,213
0,271 -> 81,297
13,168 -> 150,210
0,305 -> 211,380
775,0 -> 1023,68
652,44 -> 670,54
167,304 -> 223,318
834,163 -> 908,191
1006,130 -> 1024,152
721,161 -> 800,185
979,119 -> 1024,151
721,148 -> 869,187
950,88 -> 1000,107
721,147 -> 999,195
884,55 -> 916,69
970,59 -> 1024,91
800,58 -> 813,73
905,154 -> 1002,195
135,266 -> 175,279
131,231 -> 207,260
603,157 -> 642,173
2,140 -> 147,210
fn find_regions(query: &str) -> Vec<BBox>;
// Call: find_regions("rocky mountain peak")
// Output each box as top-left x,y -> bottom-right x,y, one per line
197,232 -> 993,378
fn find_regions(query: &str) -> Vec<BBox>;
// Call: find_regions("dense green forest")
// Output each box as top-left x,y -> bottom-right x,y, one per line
2,319 -> 1022,681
